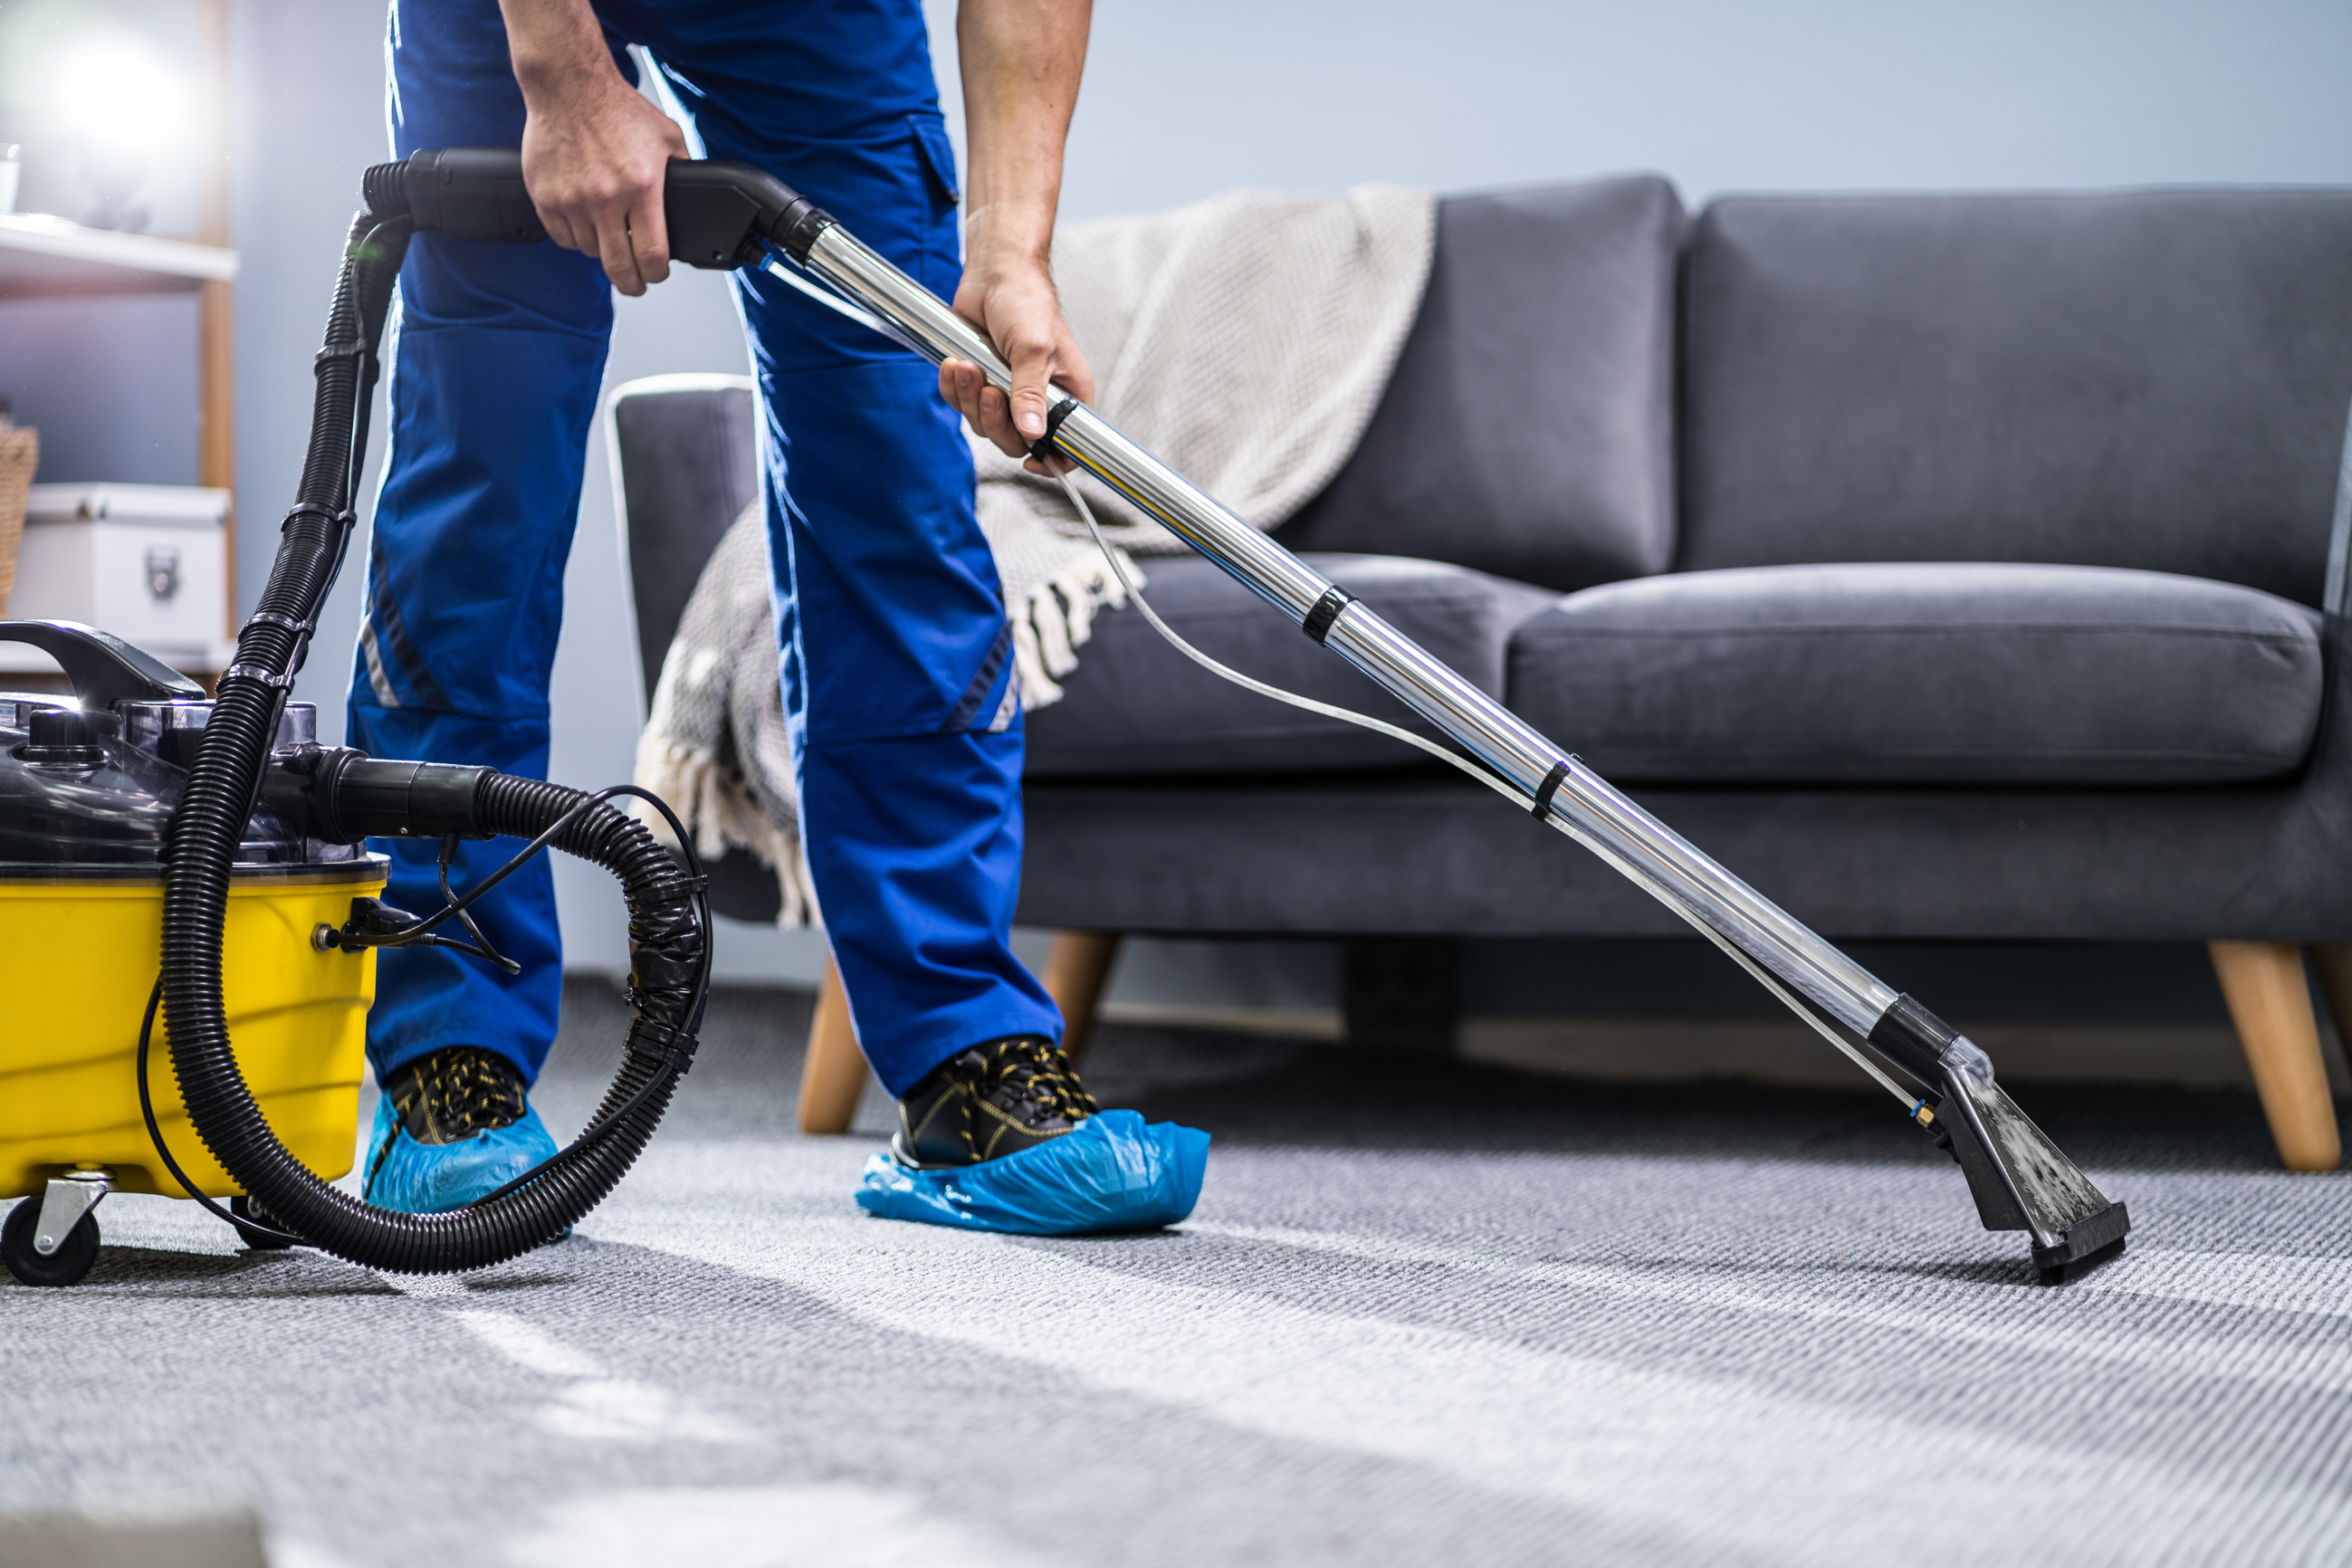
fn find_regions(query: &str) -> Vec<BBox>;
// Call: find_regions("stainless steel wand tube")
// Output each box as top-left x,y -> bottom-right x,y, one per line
796,225 -> 1903,1044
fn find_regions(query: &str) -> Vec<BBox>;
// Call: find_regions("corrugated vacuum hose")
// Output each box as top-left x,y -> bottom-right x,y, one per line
157,179 -> 709,1275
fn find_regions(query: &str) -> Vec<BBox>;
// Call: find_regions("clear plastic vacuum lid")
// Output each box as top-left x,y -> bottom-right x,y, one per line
0,693 -> 322,868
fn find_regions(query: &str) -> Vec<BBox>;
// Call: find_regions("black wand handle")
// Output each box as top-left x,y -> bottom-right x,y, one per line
381,148 -> 836,267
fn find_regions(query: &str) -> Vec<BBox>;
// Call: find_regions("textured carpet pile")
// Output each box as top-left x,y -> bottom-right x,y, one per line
5,980 -> 2350,1566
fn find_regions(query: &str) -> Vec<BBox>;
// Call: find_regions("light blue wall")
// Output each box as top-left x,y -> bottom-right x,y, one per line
986,0 -> 2352,216
32,0 -> 2349,992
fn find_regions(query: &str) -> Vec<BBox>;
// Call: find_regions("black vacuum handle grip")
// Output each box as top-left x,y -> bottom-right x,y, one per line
0,619 -> 206,710
383,148 -> 837,266
392,148 -> 543,244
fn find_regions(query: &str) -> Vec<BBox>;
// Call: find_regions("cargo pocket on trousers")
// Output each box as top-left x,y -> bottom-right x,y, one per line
909,113 -> 961,284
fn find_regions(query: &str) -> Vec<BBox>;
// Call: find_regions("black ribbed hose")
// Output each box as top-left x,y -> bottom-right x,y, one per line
157,169 -> 705,1273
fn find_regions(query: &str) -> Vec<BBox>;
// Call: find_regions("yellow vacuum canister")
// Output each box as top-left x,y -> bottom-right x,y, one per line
0,655 -> 385,1286
0,858 -> 386,1201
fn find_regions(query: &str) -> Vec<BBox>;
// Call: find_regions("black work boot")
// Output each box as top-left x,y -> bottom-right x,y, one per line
892,1036 -> 1101,1169
382,1046 -> 531,1145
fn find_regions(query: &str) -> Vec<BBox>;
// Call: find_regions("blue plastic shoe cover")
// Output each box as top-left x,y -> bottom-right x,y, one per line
856,1108 -> 1209,1235
361,1093 -> 562,1214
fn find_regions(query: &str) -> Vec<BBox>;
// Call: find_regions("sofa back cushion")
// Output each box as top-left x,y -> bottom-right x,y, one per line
1678,190 -> 2352,606
607,374 -> 760,707
1279,176 -> 1683,593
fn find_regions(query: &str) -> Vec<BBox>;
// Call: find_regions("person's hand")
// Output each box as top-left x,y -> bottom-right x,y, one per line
516,55 -> 688,295
941,225 -> 1094,476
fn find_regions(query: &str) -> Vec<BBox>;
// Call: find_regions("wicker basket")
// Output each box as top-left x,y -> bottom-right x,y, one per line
0,425 -> 35,617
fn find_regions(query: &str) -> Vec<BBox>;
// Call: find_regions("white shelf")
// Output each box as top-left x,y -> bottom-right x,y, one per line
0,215 -> 239,300
0,639 -> 235,679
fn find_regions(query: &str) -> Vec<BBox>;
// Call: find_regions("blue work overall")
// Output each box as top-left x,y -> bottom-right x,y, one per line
355,0 -> 1060,1097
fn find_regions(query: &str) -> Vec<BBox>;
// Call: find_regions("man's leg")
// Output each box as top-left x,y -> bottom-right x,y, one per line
352,0 -> 616,1205
630,0 -> 1063,1097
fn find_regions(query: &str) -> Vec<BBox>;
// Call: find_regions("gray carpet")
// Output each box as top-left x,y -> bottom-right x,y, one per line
5,978 -> 2352,1567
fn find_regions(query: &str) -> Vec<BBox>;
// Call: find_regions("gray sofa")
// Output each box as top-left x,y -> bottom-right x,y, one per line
610,177 -> 2352,1162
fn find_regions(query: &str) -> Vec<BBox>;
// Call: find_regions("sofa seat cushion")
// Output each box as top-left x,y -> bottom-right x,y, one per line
1025,552 -> 1554,778
1507,563 -> 2322,785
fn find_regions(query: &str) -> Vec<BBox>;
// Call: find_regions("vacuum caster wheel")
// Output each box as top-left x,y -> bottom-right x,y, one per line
232,1195 -> 295,1250
3,1195 -> 100,1287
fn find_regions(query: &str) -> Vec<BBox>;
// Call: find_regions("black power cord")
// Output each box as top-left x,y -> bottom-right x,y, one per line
138,781 -> 712,1251
137,977 -> 304,1248
434,834 -> 520,974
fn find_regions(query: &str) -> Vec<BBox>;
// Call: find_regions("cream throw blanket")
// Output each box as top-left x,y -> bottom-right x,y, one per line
635,186 -> 1438,923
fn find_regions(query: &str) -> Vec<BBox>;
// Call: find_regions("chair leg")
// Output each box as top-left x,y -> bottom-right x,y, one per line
2208,941 -> 2341,1171
1043,931 -> 1123,1068
796,954 -> 869,1135
2301,943 -> 2352,1081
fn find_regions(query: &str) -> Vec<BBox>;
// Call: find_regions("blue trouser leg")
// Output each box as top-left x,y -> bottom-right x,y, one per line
626,0 -> 1061,1095
366,0 -> 1059,1095
359,0 -> 614,1084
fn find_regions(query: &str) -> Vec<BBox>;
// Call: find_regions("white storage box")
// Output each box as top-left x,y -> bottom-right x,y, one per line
14,483 -> 229,655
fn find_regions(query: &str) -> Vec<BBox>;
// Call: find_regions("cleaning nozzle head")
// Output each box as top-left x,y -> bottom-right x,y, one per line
1876,994 -> 2130,1283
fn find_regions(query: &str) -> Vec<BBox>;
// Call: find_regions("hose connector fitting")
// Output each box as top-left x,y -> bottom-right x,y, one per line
263,745 -> 493,844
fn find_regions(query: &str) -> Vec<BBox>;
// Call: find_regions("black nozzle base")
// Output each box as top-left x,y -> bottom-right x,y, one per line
2032,1202 -> 2130,1285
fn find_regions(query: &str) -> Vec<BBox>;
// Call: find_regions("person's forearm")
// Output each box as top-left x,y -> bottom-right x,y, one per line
939,0 -> 1095,462
957,0 -> 1091,266
498,0 -> 618,106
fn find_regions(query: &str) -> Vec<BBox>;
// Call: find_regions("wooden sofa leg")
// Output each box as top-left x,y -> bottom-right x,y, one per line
1043,931 -> 1123,1068
2209,941 -> 2341,1172
2301,943 -> 2352,1081
796,954 -> 869,1135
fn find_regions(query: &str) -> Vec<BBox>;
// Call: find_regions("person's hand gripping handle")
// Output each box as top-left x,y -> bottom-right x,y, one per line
936,0 -> 1095,475
502,0 -> 687,296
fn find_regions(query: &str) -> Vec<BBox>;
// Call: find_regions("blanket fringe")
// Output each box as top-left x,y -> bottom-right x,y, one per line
1010,544 -> 1143,709
631,731 -> 815,928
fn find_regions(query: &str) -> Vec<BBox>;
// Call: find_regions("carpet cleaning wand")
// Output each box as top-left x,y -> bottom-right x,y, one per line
385,149 -> 2125,1282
